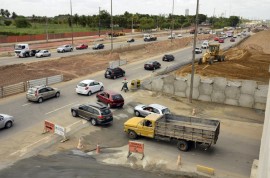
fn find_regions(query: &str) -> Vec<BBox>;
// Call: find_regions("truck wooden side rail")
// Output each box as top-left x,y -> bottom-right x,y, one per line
124,113 -> 220,151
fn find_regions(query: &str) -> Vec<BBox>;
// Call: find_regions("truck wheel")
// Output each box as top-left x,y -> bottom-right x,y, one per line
128,130 -> 137,139
221,55 -> 225,61
208,58 -> 214,65
177,140 -> 189,151
198,58 -> 203,65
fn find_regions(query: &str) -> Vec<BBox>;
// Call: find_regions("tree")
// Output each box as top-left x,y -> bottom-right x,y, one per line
73,13 -> 79,26
4,9 -> 10,18
11,12 -> 18,19
0,9 -> 4,17
79,15 -> 87,27
228,16 -> 240,27
100,10 -> 110,28
4,20 -> 12,26
14,17 -> 32,28
198,14 -> 207,24
139,17 -> 155,30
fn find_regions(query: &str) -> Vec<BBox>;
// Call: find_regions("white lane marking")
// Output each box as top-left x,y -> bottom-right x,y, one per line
22,103 -> 31,107
45,102 -> 77,115
130,66 -> 143,71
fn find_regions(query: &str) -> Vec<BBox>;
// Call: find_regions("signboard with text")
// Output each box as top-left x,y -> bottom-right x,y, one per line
54,124 -> 66,136
127,141 -> 144,159
44,120 -> 55,133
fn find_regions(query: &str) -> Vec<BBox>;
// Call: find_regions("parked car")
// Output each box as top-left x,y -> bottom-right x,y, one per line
201,40 -> 209,49
127,38 -> 135,43
26,85 -> 60,103
71,102 -> 113,126
96,91 -> 124,108
30,50 -> 40,56
168,34 -> 175,39
177,34 -> 182,37
162,54 -> 175,62
0,114 -> 14,129
195,47 -> 202,54
144,61 -> 161,70
35,50 -> 51,58
76,44 -> 88,50
218,38 -> 224,43
57,45 -> 73,53
76,80 -> 104,96
233,35 -> 237,38
214,37 -> 219,41
230,38 -> 235,42
134,104 -> 170,117
92,44 -> 104,50
104,67 -> 125,79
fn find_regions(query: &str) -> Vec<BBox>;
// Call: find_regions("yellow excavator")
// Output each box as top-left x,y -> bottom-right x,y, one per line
198,44 -> 225,65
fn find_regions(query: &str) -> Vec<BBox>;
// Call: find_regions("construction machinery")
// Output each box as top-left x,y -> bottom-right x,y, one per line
198,44 -> 225,65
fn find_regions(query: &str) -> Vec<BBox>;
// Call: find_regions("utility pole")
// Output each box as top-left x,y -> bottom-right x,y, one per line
110,0 -> 113,52
170,0 -> 175,43
98,7 -> 101,37
70,0 -> 74,46
131,14 -> 134,34
45,17 -> 48,42
189,0 -> 199,103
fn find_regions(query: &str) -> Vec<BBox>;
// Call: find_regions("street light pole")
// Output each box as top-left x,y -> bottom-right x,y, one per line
70,0 -> 74,46
131,14 -> 134,34
110,0 -> 113,52
189,0 -> 199,103
45,17 -> 48,42
170,0 -> 175,43
98,7 -> 101,37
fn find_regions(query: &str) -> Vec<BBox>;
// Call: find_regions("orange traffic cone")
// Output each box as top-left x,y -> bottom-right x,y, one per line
96,144 -> 100,154
77,137 -> 84,150
192,108 -> 196,116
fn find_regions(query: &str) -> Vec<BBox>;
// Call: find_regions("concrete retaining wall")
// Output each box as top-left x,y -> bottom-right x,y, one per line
143,74 -> 268,110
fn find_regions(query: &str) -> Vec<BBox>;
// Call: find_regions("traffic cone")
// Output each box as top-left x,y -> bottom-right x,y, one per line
192,108 -> 196,116
96,144 -> 100,154
77,137 -> 84,150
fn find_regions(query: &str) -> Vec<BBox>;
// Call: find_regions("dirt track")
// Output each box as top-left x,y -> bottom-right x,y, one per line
175,30 -> 270,84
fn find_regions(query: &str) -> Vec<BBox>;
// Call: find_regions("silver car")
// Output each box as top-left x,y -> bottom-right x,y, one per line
0,114 -> 14,129
35,50 -> 51,58
134,104 -> 170,117
26,85 -> 60,103
57,45 -> 73,53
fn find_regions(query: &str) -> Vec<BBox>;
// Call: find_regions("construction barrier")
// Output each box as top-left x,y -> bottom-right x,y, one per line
127,141 -> 144,160
197,165 -> 215,175
130,79 -> 141,90
43,120 -> 68,142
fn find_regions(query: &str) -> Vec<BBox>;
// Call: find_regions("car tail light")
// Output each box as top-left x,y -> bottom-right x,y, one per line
85,87 -> 89,90
98,115 -> 104,119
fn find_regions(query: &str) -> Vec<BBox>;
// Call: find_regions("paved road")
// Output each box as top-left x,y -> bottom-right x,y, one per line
0,36 -> 242,140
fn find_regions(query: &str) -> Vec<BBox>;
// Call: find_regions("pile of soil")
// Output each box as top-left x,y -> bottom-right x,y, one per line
175,30 -> 270,84
0,34 -> 212,86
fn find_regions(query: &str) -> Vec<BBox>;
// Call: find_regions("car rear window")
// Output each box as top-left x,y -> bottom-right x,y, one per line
78,82 -> 87,87
112,94 -> 123,100
100,108 -> 111,115
27,88 -> 36,94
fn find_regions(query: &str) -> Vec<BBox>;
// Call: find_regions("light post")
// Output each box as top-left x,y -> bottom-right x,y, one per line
131,14 -> 134,34
170,0 -> 175,43
45,17 -> 48,42
110,0 -> 113,52
189,0 -> 199,103
99,7 -> 101,37
70,0 -> 74,46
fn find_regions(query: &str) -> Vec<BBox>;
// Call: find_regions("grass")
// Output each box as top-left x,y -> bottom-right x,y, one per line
0,23 -> 109,35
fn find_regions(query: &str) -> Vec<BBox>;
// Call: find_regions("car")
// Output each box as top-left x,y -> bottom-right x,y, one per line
201,40 -> 209,49
127,38 -> 135,43
162,54 -> 175,62
26,85 -> 60,103
218,38 -> 224,43
30,49 -> 40,56
144,61 -> 161,70
76,44 -> 88,50
233,35 -> 237,38
96,91 -> 124,108
168,34 -> 175,39
0,114 -> 14,129
92,44 -> 104,50
230,38 -> 235,42
195,47 -> 202,54
177,34 -> 182,37
134,104 -> 170,117
104,67 -> 125,79
214,37 -> 219,41
76,80 -> 104,96
35,50 -> 51,58
57,45 -> 73,53
71,102 -> 113,126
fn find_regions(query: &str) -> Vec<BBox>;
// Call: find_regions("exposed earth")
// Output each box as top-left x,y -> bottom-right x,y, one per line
175,30 -> 270,84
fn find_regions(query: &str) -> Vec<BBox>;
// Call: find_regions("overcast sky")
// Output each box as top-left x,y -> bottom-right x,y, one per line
1,0 -> 270,20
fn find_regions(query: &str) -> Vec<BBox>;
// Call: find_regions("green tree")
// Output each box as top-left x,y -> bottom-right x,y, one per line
14,16 -> 32,28
228,16 -> 240,27
198,14 -> 207,24
4,9 -> 10,18
73,13 -> 79,26
100,10 -> 110,28
11,12 -> 17,19
79,15 -> 87,27
139,17 -> 155,30
4,20 -> 12,26
0,9 -> 4,17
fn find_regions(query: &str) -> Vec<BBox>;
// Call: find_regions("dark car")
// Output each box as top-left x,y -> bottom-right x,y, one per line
92,44 -> 104,50
96,91 -> 124,108
71,102 -> 113,126
76,44 -> 88,50
127,38 -> 135,43
30,50 -> 40,56
162,54 -> 175,62
230,38 -> 235,42
144,61 -> 161,70
104,67 -> 125,79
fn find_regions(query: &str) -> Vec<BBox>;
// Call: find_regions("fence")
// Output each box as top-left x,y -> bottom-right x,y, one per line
0,75 -> 63,98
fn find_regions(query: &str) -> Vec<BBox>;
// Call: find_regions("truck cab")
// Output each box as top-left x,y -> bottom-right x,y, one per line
14,44 -> 30,57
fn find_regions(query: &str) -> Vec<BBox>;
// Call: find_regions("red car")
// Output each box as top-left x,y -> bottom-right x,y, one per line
218,38 -> 224,43
76,44 -> 88,50
230,38 -> 235,42
214,37 -> 219,41
96,91 -> 124,108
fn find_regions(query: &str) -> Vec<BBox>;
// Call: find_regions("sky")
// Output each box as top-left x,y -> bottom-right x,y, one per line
1,0 -> 270,20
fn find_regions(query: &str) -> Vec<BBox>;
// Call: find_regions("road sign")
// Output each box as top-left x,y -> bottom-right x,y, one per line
54,124 -> 66,136
43,120 -> 55,133
127,141 -> 144,160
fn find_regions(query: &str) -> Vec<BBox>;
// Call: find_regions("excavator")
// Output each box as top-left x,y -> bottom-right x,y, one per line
198,44 -> 225,65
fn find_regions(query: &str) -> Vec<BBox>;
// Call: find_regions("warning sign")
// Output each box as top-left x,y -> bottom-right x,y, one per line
127,141 -> 144,159
44,120 -> 55,133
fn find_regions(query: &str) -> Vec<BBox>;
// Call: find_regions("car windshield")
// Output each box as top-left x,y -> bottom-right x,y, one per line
14,45 -> 25,50
162,108 -> 170,114
78,82 -> 87,87
112,94 -> 123,100
101,108 -> 111,115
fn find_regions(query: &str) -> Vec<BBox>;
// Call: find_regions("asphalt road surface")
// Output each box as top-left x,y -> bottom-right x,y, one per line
0,150 -> 185,178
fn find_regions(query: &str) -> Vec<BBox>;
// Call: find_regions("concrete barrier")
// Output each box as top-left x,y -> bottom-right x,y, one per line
196,165 -> 215,175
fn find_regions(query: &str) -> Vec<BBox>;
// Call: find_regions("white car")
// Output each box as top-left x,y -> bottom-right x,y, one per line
35,50 -> 51,58
76,80 -> 104,96
57,45 -> 73,53
168,34 -> 175,39
177,34 -> 182,37
0,114 -> 14,129
134,104 -> 170,117
201,40 -> 209,49
195,47 -> 202,54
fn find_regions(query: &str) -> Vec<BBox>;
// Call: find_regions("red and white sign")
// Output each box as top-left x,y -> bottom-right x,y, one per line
44,120 -> 55,133
127,141 -> 144,159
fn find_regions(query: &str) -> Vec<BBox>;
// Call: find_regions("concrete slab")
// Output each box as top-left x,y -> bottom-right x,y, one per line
239,94 -> 255,108
224,98 -> 239,106
151,78 -> 164,92
187,74 -> 201,88
163,84 -> 174,95
225,86 -> 241,99
211,91 -> 226,104
198,83 -> 213,95
241,80 -> 257,95
213,77 -> 227,92
185,87 -> 199,99
198,95 -> 212,102
174,78 -> 187,93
